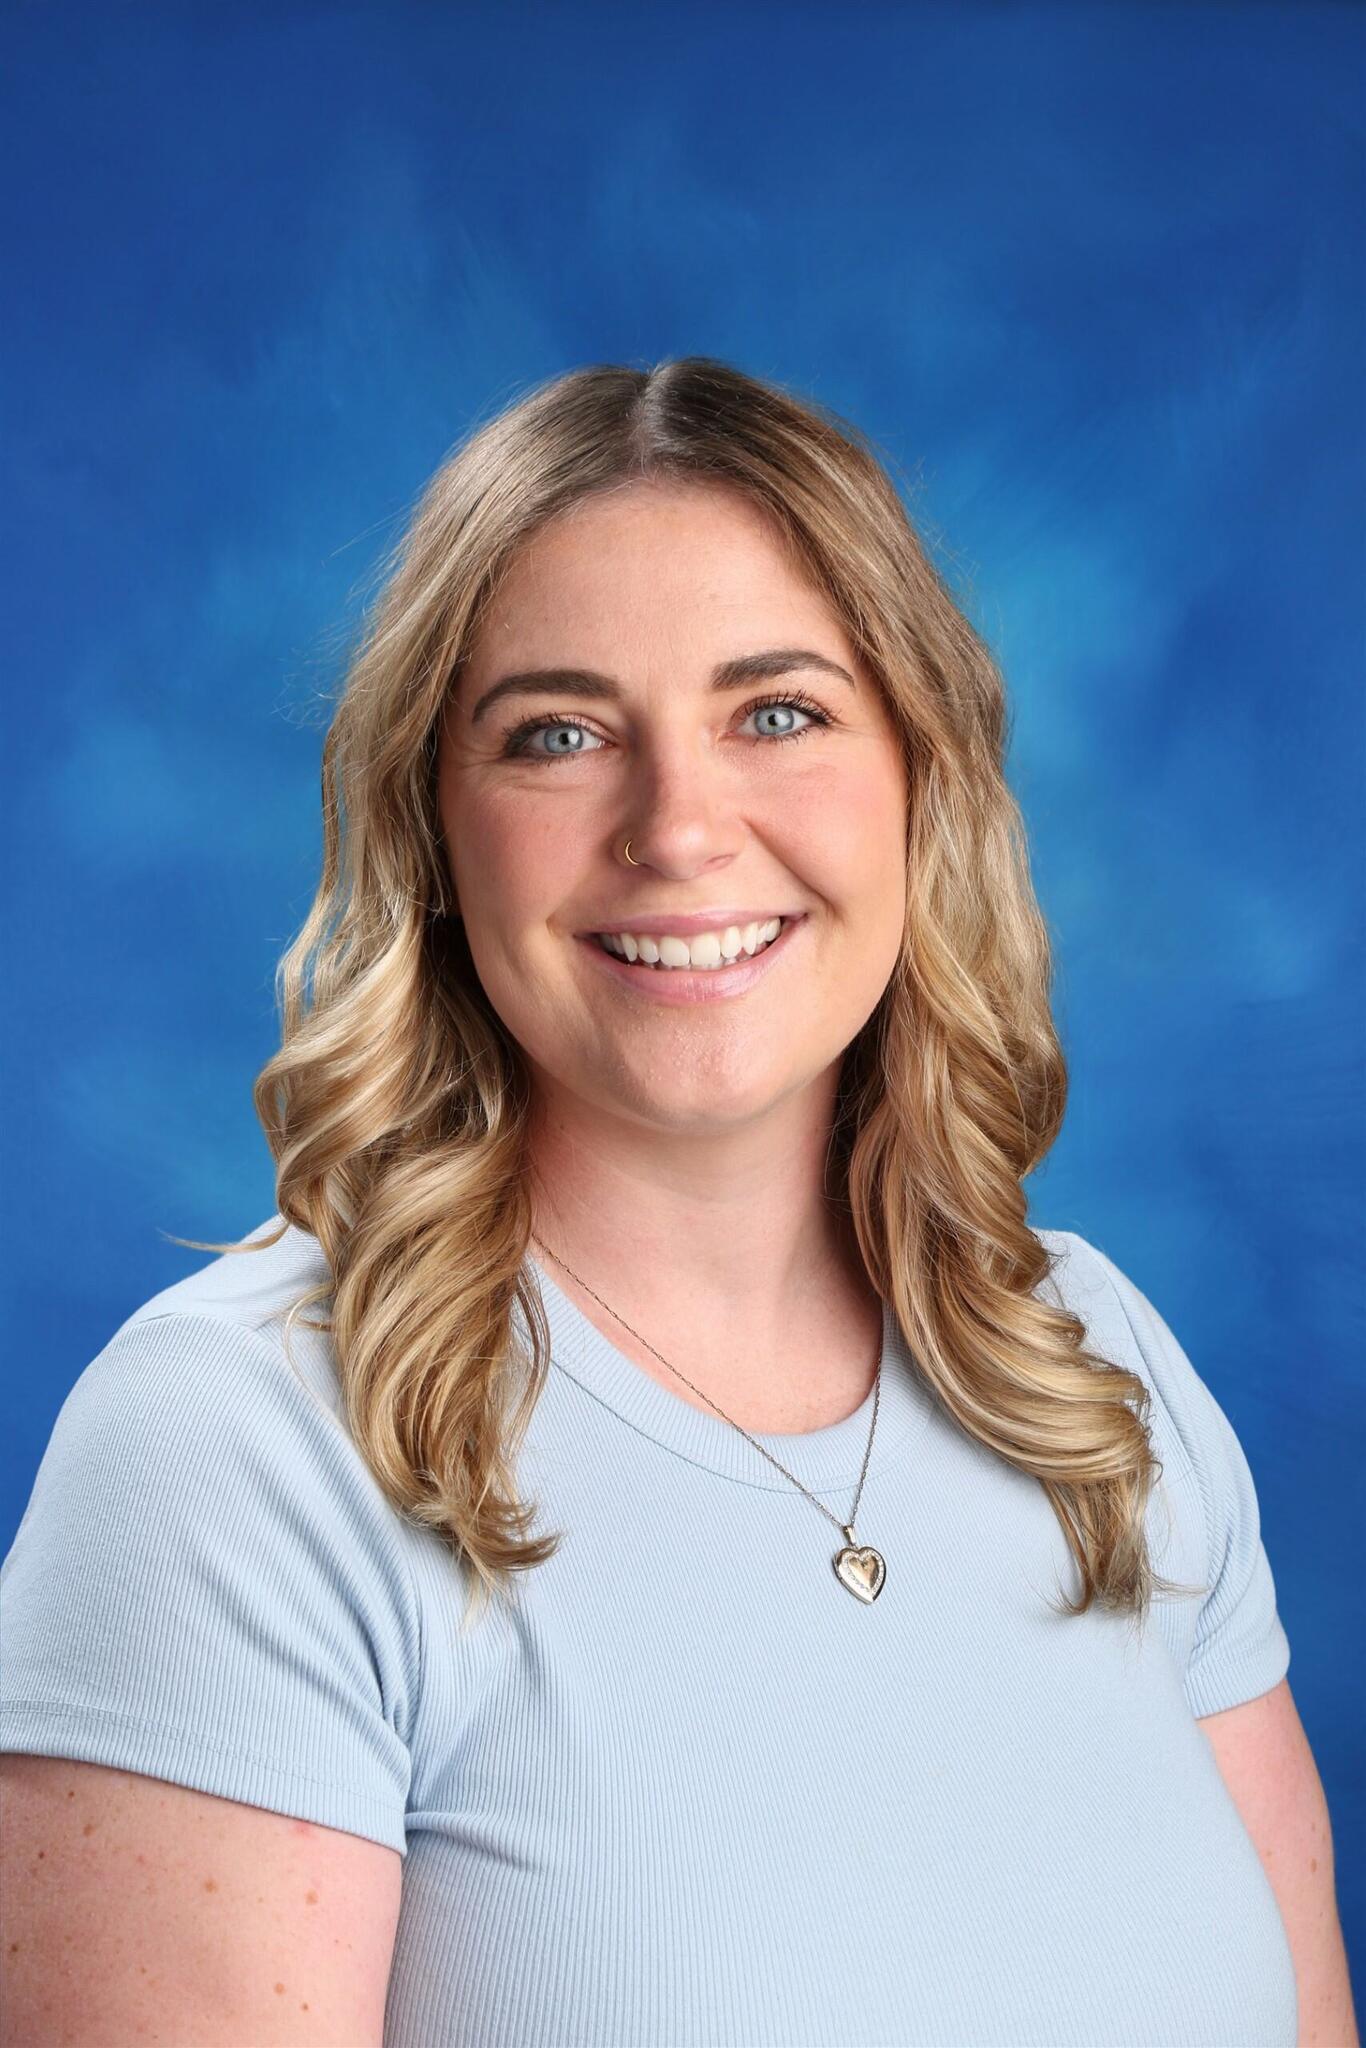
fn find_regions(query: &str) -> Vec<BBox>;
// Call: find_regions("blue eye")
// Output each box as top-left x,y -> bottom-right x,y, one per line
504,719 -> 601,760
500,691 -> 832,765
746,695 -> 824,740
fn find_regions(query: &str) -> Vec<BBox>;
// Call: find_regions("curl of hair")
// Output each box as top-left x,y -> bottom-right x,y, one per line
170,356 -> 1200,1638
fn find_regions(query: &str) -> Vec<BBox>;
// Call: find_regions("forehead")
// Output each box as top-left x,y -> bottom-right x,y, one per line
464,481 -> 847,672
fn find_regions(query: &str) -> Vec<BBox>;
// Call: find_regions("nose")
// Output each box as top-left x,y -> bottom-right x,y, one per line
612,747 -> 747,879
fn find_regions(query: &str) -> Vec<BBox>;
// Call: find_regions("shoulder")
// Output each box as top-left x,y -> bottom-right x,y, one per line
1031,1223 -> 1146,1337
7,1213 -> 423,1713
1031,1224 -> 1291,1716
1030,1224 -> 1244,1510
11,1205 -> 414,1584
117,1210 -> 333,1351
55,1214 -> 361,1490
1,1217 -> 422,1849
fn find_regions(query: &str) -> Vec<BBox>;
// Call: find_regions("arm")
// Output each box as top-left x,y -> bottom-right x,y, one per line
1199,1679 -> 1358,2048
1,1754 -> 402,2046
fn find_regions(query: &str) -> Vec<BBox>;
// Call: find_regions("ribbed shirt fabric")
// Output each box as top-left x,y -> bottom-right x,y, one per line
1,1216 -> 1295,2047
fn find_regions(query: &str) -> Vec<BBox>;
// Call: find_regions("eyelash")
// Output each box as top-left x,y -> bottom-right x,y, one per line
499,690 -> 834,765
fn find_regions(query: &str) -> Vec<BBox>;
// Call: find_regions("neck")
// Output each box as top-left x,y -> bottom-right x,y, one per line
524,1078 -> 879,1412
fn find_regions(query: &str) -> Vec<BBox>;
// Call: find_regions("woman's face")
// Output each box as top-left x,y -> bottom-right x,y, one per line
437,479 -> 909,1140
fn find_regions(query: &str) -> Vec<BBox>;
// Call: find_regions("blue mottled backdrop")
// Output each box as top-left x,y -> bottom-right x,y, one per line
4,0 -> 1362,1984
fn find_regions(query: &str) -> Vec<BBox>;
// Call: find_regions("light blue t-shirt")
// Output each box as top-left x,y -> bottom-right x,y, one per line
1,1216 -> 1296,2047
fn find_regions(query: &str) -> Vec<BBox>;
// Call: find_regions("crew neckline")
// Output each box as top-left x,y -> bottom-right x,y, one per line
521,1252 -> 936,1494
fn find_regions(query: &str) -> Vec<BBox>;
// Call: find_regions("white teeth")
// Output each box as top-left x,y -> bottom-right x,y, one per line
594,917 -> 786,970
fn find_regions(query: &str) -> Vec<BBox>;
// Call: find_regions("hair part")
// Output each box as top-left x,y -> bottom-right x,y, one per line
170,356 -> 1201,1637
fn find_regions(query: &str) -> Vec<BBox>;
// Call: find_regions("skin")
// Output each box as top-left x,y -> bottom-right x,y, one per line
0,1755 -> 401,2046
1198,1682 -> 1359,2048
437,477 -> 911,1430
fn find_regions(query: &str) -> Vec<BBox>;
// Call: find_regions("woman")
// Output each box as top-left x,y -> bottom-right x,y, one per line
1,359 -> 1353,2047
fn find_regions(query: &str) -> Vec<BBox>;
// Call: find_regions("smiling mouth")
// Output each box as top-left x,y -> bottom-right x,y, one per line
574,913 -> 806,997
590,916 -> 790,971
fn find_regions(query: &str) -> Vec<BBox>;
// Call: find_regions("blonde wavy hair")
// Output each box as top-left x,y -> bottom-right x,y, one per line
174,355 -> 1197,1636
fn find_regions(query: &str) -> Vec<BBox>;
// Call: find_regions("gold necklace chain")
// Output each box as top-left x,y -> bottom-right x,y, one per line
529,1234 -> 886,1595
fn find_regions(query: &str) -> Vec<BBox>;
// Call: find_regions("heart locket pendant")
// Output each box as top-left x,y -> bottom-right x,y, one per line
833,1525 -> 886,1603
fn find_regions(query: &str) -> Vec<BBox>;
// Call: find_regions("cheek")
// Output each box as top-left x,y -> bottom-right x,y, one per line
788,752 -> 907,897
448,779 -> 577,921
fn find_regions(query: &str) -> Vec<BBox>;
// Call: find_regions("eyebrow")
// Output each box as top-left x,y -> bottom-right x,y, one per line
466,647 -> 857,726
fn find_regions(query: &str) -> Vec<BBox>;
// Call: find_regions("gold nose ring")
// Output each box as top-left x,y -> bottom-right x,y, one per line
622,839 -> 639,865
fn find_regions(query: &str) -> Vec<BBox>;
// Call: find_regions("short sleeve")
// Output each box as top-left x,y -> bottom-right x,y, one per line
0,1310 -> 419,1852
1073,1235 -> 1291,1719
